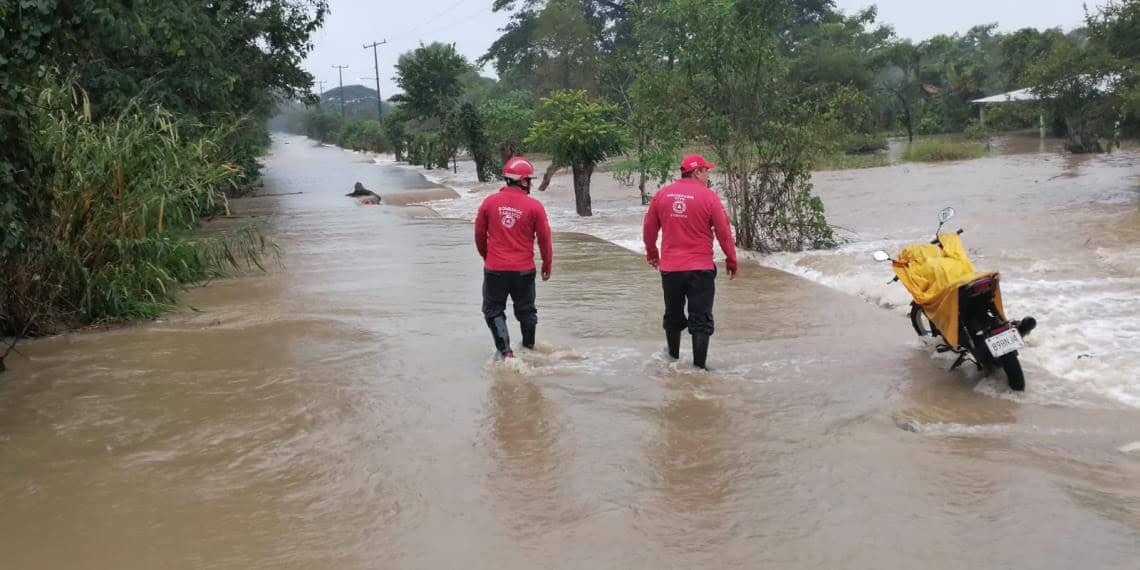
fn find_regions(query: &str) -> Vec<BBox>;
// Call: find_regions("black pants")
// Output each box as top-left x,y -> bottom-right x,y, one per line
660,269 -> 716,336
482,269 -> 538,325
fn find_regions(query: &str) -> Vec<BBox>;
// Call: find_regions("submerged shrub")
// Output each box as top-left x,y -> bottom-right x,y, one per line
841,133 -> 889,154
901,139 -> 988,162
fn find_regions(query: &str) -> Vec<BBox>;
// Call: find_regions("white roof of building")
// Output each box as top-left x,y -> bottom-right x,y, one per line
971,88 -> 1039,104
972,75 -> 1119,105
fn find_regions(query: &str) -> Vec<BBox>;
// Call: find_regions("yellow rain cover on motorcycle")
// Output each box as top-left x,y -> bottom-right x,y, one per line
891,233 -> 1005,348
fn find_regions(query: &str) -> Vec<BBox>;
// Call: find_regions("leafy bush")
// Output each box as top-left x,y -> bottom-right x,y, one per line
302,108 -> 344,143
1,84 -> 272,336
916,114 -> 945,135
962,118 -> 991,141
336,119 -> 389,153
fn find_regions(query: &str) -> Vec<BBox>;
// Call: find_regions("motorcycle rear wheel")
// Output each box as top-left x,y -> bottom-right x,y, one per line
999,353 -> 1025,391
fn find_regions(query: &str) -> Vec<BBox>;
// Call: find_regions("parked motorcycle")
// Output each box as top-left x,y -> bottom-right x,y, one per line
872,207 -> 1037,391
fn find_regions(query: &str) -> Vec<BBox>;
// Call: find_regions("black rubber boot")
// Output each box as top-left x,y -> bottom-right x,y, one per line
487,316 -> 513,358
692,333 -> 710,369
666,330 -> 682,359
521,322 -> 536,350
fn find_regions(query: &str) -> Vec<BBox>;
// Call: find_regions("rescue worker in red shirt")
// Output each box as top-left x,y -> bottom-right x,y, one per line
475,157 -> 554,359
642,154 -> 739,369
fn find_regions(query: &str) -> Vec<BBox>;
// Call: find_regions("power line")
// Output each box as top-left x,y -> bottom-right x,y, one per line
421,3 -> 495,39
391,0 -> 466,42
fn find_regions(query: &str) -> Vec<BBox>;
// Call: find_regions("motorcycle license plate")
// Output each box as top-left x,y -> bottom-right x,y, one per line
985,328 -> 1025,358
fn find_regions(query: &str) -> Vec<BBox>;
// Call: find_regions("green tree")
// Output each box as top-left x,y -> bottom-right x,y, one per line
480,91 -> 536,163
875,40 -> 923,141
483,0 -> 628,94
1026,39 -> 1124,153
393,42 -> 472,120
635,0 -> 849,252
791,7 -> 892,92
457,103 -> 496,182
997,27 -> 1071,89
623,67 -> 684,205
525,90 -> 628,216
1088,0 -> 1140,119
382,107 -> 411,161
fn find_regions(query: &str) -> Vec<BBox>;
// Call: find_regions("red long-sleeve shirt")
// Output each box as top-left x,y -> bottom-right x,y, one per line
475,187 -> 553,273
643,178 -> 738,272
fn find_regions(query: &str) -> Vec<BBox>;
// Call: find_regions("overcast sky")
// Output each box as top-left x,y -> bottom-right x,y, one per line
304,0 -> 1104,97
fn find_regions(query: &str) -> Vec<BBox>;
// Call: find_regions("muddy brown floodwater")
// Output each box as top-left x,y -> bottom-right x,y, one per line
1,136 -> 1138,569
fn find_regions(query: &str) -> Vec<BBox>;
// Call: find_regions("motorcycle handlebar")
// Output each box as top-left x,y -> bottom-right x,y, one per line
930,228 -> 965,245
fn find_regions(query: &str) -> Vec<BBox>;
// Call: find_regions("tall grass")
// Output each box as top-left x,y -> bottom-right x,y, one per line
901,140 -> 988,162
1,83 -> 274,336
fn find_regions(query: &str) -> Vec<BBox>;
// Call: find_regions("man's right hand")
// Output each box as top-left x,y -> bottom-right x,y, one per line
727,264 -> 738,280
647,257 -> 659,269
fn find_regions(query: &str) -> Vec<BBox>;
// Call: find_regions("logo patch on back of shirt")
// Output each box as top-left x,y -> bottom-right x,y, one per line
499,206 -> 523,228
670,194 -> 691,217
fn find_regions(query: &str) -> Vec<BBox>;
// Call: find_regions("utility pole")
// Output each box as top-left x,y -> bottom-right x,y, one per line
316,80 -> 327,106
363,40 -> 387,121
332,65 -> 349,118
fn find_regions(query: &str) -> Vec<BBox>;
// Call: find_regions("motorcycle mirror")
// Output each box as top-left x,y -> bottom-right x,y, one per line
938,207 -> 956,224
872,250 -> 891,262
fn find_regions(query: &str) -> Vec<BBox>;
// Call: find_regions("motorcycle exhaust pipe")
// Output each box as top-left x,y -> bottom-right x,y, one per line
1016,317 -> 1037,338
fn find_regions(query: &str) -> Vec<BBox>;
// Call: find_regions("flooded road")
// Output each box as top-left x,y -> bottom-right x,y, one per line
1,136 -> 1138,569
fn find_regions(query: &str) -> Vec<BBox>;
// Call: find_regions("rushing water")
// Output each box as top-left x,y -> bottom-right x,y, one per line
1,135 -> 1138,569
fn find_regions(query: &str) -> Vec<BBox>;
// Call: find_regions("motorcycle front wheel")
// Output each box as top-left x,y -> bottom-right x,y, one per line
999,353 -> 1025,391
909,303 -> 932,337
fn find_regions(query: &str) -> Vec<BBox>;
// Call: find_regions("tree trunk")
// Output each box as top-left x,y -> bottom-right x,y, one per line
637,133 -> 650,205
499,143 -> 519,164
638,171 -> 650,205
473,151 -> 490,183
571,162 -> 593,217
724,168 -> 753,250
1064,117 -> 1104,154
894,91 -> 914,143
538,162 -> 561,192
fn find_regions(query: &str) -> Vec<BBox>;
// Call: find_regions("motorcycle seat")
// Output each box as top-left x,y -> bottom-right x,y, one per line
962,276 -> 997,297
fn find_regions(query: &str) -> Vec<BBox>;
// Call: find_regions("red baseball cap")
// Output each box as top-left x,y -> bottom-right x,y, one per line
680,154 -> 716,173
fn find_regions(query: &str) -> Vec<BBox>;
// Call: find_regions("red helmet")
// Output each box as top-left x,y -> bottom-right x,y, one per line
503,156 -> 535,181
